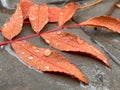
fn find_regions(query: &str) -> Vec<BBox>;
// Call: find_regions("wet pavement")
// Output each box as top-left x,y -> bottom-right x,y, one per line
0,0 -> 120,90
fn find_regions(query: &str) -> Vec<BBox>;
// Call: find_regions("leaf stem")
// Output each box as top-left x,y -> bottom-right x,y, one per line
0,23 -> 80,46
79,0 -> 102,9
106,0 -> 120,16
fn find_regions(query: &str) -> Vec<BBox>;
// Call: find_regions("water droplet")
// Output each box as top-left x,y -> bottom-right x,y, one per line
0,45 -> 4,49
20,15 -> 23,18
112,39 -> 119,43
77,37 -> 84,44
57,31 -> 62,35
18,7 -> 21,10
20,24 -> 22,26
45,66 -> 49,69
28,55 -> 33,60
55,43 -> 58,46
35,49 -> 40,52
30,17 -> 36,21
22,44 -> 25,46
60,12 -> 63,15
45,39 -> 50,44
21,52 -> 25,54
37,66 -> 40,69
57,62 -> 60,64
32,46 -> 36,49
44,49 -> 52,57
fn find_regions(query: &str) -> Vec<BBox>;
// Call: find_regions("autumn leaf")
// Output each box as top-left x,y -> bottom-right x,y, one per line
58,2 -> 80,27
48,7 -> 61,22
41,31 -> 110,67
28,3 -> 49,33
79,16 -> 120,33
20,0 -> 34,19
116,4 -> 120,8
2,4 -> 23,40
12,41 -> 88,84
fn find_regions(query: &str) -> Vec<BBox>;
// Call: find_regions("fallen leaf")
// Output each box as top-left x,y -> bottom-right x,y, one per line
48,7 -> 61,22
28,3 -> 49,33
58,2 -> 80,27
116,4 -> 120,8
2,4 -> 23,40
20,0 -> 34,19
12,41 -> 87,84
41,31 -> 110,67
79,16 -> 120,33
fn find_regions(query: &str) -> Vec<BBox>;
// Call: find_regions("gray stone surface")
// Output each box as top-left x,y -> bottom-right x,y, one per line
0,0 -> 120,90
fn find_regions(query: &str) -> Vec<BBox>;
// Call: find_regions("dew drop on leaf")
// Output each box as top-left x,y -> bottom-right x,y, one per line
21,51 -> 25,54
44,49 -> 52,57
35,49 -> 40,52
77,37 -> 84,44
45,66 -> 50,70
28,55 -> 33,60
45,39 -> 50,44
57,31 -> 62,35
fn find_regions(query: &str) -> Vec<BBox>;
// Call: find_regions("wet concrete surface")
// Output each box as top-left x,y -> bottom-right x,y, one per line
0,0 -> 120,90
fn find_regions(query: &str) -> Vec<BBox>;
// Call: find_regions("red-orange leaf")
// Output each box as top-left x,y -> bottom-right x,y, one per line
12,41 -> 87,84
80,16 -> 120,33
28,3 -> 49,33
2,4 -> 23,40
58,2 -> 80,27
20,0 -> 34,19
48,7 -> 61,22
41,31 -> 110,67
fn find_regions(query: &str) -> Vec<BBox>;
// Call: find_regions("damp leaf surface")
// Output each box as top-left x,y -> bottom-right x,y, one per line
41,31 -> 110,67
48,7 -> 61,22
28,3 -> 49,33
20,0 -> 34,19
2,4 -> 23,40
12,41 -> 87,84
79,16 -> 120,33
58,2 -> 80,27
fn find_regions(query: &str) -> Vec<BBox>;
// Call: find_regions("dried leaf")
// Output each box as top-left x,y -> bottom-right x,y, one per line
116,4 -> 120,8
20,0 -> 34,19
12,41 -> 87,84
41,31 -> 110,67
80,16 -> 120,33
2,4 -> 23,40
28,3 -> 49,33
48,7 -> 61,22
58,2 -> 80,27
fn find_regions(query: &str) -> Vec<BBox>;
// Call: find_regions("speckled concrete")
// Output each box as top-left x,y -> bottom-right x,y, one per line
0,0 -> 120,90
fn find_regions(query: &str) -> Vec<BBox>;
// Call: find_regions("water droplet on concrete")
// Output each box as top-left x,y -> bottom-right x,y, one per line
44,49 -> 52,56
0,45 -> 4,49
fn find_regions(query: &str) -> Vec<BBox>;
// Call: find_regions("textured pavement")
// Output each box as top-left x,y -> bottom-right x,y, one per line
0,0 -> 120,90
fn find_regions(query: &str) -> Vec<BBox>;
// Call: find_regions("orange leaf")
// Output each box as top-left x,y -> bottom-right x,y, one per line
48,7 -> 61,22
80,16 -> 120,33
58,2 -> 80,27
2,4 -> 23,40
20,0 -> 34,19
41,31 -> 110,67
28,3 -> 49,33
12,41 -> 87,84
